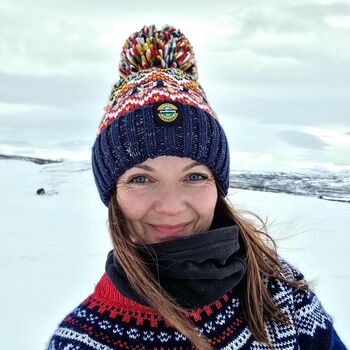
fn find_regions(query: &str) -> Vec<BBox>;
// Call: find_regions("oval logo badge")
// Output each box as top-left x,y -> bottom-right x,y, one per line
157,103 -> 178,122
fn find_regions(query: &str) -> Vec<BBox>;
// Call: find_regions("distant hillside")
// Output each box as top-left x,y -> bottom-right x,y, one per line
230,170 -> 350,203
1,154 -> 349,203
0,153 -> 63,165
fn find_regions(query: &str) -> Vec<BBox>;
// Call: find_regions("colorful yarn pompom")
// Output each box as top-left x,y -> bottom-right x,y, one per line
118,24 -> 198,81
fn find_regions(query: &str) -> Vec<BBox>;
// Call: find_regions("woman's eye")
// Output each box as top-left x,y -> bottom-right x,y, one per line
187,173 -> 208,182
129,175 -> 149,184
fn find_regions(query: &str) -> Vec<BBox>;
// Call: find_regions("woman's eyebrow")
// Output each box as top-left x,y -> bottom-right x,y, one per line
182,161 -> 202,171
134,161 -> 202,172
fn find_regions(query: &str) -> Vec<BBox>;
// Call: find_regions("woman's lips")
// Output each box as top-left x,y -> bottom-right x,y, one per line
151,222 -> 191,236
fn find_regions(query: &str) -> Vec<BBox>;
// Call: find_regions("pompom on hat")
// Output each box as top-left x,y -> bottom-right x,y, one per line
91,24 -> 230,206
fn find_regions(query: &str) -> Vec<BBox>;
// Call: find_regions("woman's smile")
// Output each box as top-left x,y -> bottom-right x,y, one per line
150,222 -> 192,237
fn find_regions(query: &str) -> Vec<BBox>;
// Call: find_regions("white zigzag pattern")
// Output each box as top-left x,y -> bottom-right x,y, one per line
174,331 -> 187,341
47,339 -> 81,350
127,327 -> 140,339
158,331 -> 172,342
264,319 -> 297,350
294,294 -> 331,336
118,70 -> 193,90
221,318 -> 298,350
250,340 -> 274,350
50,327 -> 114,350
142,330 -> 155,342
221,328 -> 253,350
269,316 -> 296,340
272,280 -> 294,306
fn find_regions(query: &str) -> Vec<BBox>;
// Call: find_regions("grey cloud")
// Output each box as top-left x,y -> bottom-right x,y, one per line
52,140 -> 92,149
0,72 -> 110,110
285,2 -> 350,19
235,2 -> 350,38
206,2 -> 350,69
0,139 -> 29,146
0,107 -> 97,134
276,130 -> 329,150
296,147 -> 348,165
211,89 -> 349,127
232,8 -> 306,39
0,0 -> 217,24
333,160 -> 350,166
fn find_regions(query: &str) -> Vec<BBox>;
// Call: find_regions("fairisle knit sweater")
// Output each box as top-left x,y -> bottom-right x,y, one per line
46,260 -> 346,350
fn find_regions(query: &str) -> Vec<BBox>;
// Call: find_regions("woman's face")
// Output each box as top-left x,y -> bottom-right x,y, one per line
116,156 -> 218,244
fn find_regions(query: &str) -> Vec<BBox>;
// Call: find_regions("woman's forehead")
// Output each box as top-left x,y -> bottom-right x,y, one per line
142,156 -> 201,167
124,156 -> 212,174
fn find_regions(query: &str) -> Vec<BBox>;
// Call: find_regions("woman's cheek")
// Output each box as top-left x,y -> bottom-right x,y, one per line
118,191 -> 149,217
187,183 -> 217,201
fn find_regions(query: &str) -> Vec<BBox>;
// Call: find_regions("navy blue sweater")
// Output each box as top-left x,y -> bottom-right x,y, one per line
46,259 -> 347,349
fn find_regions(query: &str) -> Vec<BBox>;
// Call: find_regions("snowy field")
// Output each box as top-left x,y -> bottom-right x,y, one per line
0,158 -> 349,349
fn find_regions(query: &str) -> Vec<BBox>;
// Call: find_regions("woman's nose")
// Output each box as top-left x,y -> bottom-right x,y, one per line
153,186 -> 187,216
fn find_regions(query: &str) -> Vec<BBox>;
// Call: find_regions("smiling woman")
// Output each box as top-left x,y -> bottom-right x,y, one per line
116,156 -> 218,244
45,24 -> 347,350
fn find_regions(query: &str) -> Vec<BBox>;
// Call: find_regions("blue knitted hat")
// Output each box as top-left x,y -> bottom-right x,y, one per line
91,25 -> 230,207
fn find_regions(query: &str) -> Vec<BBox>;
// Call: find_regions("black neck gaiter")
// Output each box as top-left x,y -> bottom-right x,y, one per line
105,225 -> 246,309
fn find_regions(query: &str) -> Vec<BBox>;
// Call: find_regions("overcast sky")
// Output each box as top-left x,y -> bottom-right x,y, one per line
1,0 -> 349,171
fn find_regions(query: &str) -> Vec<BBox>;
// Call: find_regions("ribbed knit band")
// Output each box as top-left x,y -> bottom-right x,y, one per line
91,102 -> 230,207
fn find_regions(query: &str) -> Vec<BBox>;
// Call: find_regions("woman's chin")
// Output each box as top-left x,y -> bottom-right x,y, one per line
146,231 -> 187,244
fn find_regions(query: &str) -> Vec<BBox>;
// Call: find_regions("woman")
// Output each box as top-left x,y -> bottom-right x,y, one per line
46,25 -> 346,350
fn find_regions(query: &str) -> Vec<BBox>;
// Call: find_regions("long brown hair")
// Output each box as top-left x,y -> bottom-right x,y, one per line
107,187 -> 308,349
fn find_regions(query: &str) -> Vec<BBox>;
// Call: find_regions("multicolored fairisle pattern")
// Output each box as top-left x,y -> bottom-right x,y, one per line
46,261 -> 346,350
98,68 -> 216,136
97,25 -> 216,137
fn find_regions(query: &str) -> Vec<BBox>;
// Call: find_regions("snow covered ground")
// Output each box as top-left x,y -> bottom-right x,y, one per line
0,158 -> 349,349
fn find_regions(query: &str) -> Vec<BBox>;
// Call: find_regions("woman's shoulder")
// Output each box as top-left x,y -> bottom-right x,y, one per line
45,280 -> 99,349
261,257 -> 332,325
277,256 -> 306,281
265,256 -> 319,309
266,257 -> 349,348
44,273 -> 113,349
262,256 -> 307,293
45,273 -> 162,349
